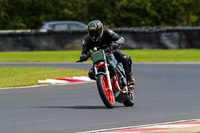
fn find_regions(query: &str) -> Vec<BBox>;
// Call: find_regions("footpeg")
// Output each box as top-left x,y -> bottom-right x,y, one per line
130,85 -> 135,89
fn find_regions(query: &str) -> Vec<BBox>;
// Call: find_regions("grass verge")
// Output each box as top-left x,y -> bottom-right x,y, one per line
0,67 -> 88,88
126,49 -> 200,62
0,49 -> 200,62
0,49 -> 199,88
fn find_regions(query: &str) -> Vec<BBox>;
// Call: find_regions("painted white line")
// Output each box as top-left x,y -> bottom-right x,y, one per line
0,81 -> 95,90
145,124 -> 200,128
38,76 -> 92,84
72,76 -> 92,81
80,118 -> 200,133
0,78 -> 95,90
0,84 -> 52,90
38,79 -> 69,84
133,62 -> 200,64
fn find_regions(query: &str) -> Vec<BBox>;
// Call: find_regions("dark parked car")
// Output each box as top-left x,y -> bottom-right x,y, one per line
39,21 -> 87,31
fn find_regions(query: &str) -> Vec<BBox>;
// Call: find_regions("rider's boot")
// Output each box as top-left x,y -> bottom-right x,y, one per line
122,55 -> 135,88
124,66 -> 135,88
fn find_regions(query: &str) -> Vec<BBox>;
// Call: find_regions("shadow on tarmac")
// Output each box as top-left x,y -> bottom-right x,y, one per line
31,105 -> 126,109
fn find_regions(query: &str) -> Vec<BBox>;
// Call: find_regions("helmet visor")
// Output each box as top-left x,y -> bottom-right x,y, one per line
89,30 -> 101,40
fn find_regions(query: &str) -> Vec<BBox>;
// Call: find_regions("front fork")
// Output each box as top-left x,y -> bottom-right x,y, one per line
94,62 -> 113,92
105,63 -> 113,92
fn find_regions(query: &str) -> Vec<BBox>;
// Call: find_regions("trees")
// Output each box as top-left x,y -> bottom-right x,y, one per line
114,0 -> 200,27
0,0 -> 199,29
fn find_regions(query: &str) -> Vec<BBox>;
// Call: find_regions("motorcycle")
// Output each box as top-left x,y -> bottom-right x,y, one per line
77,47 -> 135,108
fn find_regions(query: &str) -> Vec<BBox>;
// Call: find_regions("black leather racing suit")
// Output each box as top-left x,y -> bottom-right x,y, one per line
80,29 -> 135,85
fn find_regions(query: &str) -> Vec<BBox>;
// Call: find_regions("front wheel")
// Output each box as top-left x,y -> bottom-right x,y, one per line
97,74 -> 115,109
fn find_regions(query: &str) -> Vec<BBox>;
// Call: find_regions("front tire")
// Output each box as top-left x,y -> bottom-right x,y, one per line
97,74 -> 115,109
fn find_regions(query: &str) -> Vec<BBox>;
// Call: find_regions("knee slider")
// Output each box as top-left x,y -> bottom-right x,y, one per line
122,54 -> 132,65
88,69 -> 95,80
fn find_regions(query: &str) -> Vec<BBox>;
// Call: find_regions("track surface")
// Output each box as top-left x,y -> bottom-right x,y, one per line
0,63 -> 200,133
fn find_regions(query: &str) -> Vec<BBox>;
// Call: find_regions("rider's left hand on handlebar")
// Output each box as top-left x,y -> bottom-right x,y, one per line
76,54 -> 88,63
76,59 -> 83,63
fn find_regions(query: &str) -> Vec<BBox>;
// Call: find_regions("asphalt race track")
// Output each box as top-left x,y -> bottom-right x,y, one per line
0,63 -> 200,133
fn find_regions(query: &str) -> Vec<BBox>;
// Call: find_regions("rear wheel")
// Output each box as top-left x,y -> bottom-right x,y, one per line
97,74 -> 115,108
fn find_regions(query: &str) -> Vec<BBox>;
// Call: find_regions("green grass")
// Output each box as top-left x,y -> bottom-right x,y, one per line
0,51 -> 81,62
125,49 -> 200,62
0,67 -> 88,88
0,49 -> 199,88
0,49 -> 200,62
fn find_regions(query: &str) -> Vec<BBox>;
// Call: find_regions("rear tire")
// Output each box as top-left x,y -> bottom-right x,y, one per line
97,74 -> 115,109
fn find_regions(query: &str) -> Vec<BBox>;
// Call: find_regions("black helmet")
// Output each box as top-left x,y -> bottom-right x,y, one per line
87,20 -> 104,42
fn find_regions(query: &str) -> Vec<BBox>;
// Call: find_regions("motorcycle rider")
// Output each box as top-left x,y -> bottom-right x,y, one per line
77,20 -> 135,86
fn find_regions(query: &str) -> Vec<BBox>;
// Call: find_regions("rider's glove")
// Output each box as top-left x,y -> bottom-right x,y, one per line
76,52 -> 91,63
80,54 -> 88,61
76,54 -> 87,63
